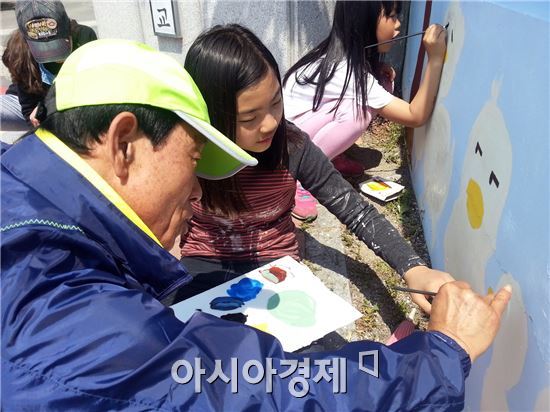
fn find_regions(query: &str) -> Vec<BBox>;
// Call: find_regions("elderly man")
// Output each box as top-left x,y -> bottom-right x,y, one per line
1,39 -> 511,411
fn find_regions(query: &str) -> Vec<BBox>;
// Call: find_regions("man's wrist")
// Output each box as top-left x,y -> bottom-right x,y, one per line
428,328 -> 474,362
428,330 -> 472,376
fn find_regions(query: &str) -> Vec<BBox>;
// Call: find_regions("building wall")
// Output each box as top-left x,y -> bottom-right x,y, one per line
402,2 -> 549,410
91,0 -> 334,73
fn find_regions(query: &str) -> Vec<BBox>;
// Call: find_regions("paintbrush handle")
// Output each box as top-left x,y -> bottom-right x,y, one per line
364,23 -> 448,50
364,31 -> 425,50
390,285 -> 437,296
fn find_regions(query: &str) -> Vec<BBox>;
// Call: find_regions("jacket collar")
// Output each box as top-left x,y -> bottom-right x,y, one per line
1,133 -> 192,299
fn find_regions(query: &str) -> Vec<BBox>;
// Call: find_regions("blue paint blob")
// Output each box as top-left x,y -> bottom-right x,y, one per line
227,278 -> 263,302
209,296 -> 245,311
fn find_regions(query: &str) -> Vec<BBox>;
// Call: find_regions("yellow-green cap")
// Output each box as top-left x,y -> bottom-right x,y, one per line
50,38 -> 257,179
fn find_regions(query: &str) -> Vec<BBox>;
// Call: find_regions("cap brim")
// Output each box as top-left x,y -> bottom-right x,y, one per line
174,111 -> 258,180
27,38 -> 71,63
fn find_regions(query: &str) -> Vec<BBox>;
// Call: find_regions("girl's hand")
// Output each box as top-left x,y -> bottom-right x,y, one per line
423,23 -> 447,62
403,265 -> 455,313
378,63 -> 396,93
379,63 -> 396,83
30,106 -> 41,128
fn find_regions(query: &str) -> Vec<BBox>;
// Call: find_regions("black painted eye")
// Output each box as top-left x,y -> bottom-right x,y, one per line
475,142 -> 483,156
451,30 -> 454,43
489,171 -> 500,188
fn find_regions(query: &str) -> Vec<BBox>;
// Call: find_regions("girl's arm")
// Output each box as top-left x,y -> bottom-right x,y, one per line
288,123 -> 425,275
288,122 -> 453,312
377,24 -> 447,127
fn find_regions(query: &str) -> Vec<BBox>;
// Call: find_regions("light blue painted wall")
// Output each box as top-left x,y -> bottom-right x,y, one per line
403,1 -> 549,410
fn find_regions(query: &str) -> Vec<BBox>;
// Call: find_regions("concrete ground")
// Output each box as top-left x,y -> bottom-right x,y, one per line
295,118 -> 432,347
295,205 -> 357,348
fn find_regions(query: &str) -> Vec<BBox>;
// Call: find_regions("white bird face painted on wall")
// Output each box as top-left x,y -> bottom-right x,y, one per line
444,79 -> 512,290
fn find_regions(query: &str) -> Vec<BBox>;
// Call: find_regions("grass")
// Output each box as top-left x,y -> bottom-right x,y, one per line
341,230 -> 356,249
299,221 -> 313,231
384,188 -> 422,241
379,122 -> 405,164
299,117 -> 431,340
346,118 -> 431,338
302,259 -> 321,274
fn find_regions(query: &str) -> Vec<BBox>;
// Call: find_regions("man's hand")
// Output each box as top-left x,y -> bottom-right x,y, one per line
428,281 -> 512,362
403,266 -> 454,313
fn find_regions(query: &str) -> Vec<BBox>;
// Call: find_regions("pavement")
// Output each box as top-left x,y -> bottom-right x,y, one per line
297,206 -> 356,347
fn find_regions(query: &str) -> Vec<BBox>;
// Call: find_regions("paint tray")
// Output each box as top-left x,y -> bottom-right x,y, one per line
170,256 -> 361,352
359,176 -> 405,202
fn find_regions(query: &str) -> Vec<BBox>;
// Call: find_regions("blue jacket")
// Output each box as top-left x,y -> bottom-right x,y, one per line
1,133 -> 470,411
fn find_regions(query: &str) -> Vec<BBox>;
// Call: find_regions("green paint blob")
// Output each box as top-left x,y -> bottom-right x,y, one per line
267,290 -> 316,327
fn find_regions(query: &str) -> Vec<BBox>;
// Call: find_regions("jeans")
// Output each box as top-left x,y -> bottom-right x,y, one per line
0,94 -> 28,131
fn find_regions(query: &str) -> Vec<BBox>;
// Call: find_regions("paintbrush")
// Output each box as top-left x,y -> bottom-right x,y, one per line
365,23 -> 449,50
389,285 -> 437,296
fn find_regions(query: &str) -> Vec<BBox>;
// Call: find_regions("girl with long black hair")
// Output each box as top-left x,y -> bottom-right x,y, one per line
173,24 -> 453,315
283,1 -> 446,220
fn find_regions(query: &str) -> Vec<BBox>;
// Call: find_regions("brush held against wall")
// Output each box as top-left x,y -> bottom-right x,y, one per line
365,22 -> 449,50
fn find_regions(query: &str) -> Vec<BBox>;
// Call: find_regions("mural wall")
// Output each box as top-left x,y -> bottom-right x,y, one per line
402,1 -> 549,410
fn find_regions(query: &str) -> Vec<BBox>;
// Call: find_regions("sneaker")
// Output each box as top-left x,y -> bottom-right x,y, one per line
332,154 -> 365,177
292,183 -> 318,222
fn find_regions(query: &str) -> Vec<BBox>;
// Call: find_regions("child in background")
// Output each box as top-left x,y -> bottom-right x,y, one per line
2,0 -> 96,129
0,30 -> 34,132
171,24 -> 453,316
283,1 -> 446,221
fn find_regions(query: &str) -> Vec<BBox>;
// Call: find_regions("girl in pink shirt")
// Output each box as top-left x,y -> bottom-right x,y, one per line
283,1 -> 447,220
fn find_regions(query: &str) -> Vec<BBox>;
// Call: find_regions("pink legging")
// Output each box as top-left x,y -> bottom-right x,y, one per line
290,98 -> 374,160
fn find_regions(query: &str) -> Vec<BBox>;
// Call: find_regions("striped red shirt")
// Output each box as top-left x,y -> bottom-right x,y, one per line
181,166 -> 299,261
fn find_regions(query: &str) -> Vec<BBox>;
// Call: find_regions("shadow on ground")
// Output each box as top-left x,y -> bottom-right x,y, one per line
301,230 -> 409,334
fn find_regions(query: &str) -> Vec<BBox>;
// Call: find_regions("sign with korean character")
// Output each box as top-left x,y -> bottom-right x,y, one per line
150,0 -> 180,37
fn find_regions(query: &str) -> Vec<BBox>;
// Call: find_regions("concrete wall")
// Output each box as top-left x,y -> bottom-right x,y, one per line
402,1 -> 549,410
91,0 -> 410,87
91,0 -> 334,73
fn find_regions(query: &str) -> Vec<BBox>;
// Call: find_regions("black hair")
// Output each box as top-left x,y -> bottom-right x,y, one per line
185,23 -> 289,216
283,1 -> 401,118
39,88 -> 180,154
